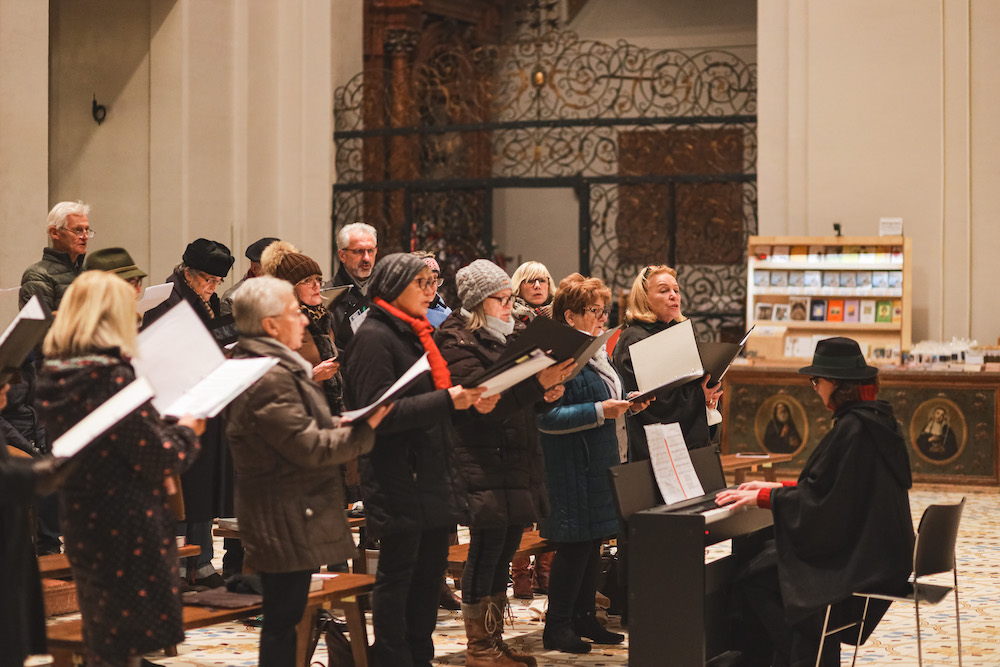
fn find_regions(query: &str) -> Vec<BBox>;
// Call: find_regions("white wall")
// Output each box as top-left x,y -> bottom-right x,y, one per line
759,0 -> 1000,344
493,188 -> 580,281
0,0 -> 49,324
0,0 -> 337,317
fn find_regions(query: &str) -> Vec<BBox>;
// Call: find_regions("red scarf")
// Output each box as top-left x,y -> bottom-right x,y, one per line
374,297 -> 452,390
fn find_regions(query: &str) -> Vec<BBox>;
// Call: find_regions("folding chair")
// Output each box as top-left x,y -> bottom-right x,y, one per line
816,497 -> 966,667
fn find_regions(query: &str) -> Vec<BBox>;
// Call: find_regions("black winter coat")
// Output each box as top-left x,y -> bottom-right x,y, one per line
36,352 -> 200,662
435,312 -> 550,528
0,436 -> 46,667
612,320 -> 712,460
342,305 -> 467,538
772,400 -> 914,631
331,264 -> 371,353
141,269 -> 234,521
19,247 -> 82,310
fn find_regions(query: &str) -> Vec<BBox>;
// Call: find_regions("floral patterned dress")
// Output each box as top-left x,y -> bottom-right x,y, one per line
36,351 -> 200,662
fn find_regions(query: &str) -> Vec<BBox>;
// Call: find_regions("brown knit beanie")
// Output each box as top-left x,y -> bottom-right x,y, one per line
260,240 -> 322,285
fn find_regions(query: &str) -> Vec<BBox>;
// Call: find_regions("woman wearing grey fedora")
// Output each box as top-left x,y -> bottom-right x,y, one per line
716,337 -> 914,667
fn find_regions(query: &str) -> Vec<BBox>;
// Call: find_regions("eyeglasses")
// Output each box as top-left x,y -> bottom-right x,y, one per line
809,377 -> 821,388
126,277 -> 144,288
413,277 -> 440,291
65,227 -> 95,239
486,295 -> 514,307
297,276 -> 323,288
584,306 -> 611,318
343,247 -> 377,257
527,277 -> 548,286
197,272 -> 224,287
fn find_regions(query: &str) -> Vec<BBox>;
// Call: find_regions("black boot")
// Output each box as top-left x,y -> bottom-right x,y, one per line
542,620 -> 590,654
572,610 -> 624,644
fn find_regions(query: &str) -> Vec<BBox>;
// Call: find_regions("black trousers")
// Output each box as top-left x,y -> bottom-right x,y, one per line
736,564 -> 841,667
371,526 -> 450,667
546,539 -> 602,625
461,523 -> 525,603
259,570 -> 314,667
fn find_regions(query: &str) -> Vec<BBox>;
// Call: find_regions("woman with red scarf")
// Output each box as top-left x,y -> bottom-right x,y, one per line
342,253 -> 496,667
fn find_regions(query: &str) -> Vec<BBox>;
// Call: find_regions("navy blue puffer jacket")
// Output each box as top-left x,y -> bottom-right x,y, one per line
537,363 -> 622,543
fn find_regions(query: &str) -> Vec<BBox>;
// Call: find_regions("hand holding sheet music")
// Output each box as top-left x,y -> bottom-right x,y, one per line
340,353 -> 430,423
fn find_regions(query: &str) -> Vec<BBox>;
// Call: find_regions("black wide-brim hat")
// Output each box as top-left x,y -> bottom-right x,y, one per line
798,336 -> 878,380
183,238 -> 234,278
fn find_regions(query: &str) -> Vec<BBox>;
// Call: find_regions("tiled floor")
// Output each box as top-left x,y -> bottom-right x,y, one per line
43,487 -> 988,666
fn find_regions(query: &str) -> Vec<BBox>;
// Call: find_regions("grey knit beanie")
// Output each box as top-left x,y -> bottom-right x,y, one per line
456,259 -> 511,310
368,253 -> 427,303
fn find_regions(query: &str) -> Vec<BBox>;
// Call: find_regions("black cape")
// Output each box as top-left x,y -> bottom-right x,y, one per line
772,400 -> 914,631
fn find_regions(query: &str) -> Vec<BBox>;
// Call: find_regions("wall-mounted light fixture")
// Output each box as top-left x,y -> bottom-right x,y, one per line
92,94 -> 107,125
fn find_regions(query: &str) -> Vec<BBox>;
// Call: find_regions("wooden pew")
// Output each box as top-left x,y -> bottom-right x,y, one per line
446,529 -> 556,582
46,572 -> 374,667
39,544 -> 201,580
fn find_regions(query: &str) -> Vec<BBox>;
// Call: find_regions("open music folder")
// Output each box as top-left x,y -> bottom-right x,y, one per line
0,295 -> 53,383
628,319 -> 704,402
132,301 -> 277,418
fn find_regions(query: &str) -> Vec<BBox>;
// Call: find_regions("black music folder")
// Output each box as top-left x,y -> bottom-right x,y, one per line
497,316 -> 617,375
697,326 -> 753,388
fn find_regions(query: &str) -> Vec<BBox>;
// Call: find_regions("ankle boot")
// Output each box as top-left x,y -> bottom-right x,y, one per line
572,610 -> 624,644
542,618 -> 591,654
487,593 -> 536,666
511,555 -> 534,600
533,552 -> 553,594
462,599 -> 525,666
439,579 -> 462,610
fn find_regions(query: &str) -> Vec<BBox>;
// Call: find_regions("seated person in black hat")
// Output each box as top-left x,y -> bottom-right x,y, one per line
82,247 -> 148,298
715,337 -> 915,667
221,237 -> 280,317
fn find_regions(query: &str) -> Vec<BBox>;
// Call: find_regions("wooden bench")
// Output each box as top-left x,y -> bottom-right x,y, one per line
446,529 -> 556,581
46,572 -> 375,667
39,544 -> 201,580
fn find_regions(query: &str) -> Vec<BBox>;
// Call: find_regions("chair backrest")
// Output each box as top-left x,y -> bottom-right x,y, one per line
913,497 -> 965,577
609,459 -> 663,522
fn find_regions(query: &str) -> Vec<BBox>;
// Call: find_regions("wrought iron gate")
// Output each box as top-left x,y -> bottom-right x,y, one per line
333,28 -> 756,341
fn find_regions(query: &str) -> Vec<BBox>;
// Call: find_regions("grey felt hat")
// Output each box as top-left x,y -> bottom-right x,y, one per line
456,259 -> 511,310
82,247 -> 147,280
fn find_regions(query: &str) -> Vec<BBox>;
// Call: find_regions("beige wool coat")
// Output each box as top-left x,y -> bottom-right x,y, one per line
224,335 -> 375,573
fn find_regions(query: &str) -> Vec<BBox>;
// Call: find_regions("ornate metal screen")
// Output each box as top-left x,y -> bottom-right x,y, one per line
334,27 -> 756,340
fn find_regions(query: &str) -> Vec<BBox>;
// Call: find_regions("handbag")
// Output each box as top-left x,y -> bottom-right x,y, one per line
309,609 -> 355,667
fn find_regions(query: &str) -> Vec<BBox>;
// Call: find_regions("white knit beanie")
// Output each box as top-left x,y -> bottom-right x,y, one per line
456,259 -> 511,310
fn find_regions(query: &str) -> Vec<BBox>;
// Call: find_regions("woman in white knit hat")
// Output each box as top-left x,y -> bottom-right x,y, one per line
434,259 -> 574,667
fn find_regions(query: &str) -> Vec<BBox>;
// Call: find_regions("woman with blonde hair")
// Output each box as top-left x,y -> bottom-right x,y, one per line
36,271 -> 205,667
611,265 -> 723,460
510,260 -> 555,323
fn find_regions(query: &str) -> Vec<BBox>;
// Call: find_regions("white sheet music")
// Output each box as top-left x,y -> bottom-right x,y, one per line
340,353 -> 430,423
629,319 -> 704,393
136,283 -> 173,315
133,301 -> 276,418
643,422 -> 704,504
51,378 -> 156,458
478,350 -> 554,398
0,295 -> 46,348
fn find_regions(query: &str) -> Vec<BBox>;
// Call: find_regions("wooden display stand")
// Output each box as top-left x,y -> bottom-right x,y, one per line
745,236 -> 911,361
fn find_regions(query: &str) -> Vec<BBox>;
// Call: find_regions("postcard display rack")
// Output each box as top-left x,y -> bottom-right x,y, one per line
745,236 -> 911,361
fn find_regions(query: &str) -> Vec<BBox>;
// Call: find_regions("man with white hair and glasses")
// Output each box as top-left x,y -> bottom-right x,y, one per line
331,222 -> 379,349
19,201 -> 93,310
